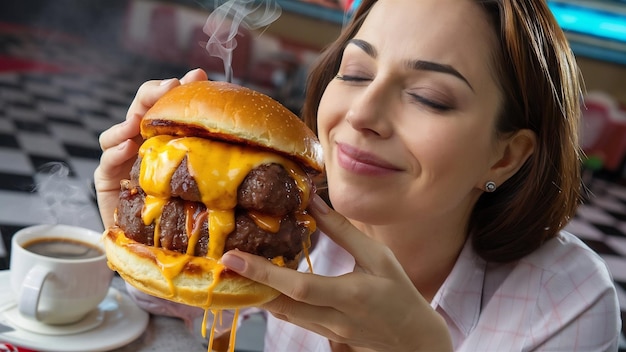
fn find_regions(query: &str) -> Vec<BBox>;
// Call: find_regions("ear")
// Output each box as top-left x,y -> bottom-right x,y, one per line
481,129 -> 536,189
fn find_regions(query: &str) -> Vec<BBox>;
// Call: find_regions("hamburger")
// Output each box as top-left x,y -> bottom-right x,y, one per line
103,80 -> 324,309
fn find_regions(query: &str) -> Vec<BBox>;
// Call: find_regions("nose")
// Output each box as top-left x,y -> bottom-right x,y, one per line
345,81 -> 394,138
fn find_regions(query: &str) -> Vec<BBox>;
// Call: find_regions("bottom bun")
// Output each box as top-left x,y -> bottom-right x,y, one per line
103,227 -> 282,309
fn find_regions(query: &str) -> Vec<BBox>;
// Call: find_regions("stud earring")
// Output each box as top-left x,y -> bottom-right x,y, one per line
485,181 -> 497,192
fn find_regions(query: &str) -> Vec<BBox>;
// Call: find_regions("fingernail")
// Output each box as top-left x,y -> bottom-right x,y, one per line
159,78 -> 175,86
310,194 -> 329,215
222,252 -> 246,272
181,68 -> 203,82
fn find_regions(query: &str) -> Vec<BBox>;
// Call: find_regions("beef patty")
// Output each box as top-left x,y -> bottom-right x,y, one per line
116,159 -> 310,260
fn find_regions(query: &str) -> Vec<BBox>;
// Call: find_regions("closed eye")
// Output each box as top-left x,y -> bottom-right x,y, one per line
408,93 -> 453,112
336,73 -> 453,112
335,74 -> 370,83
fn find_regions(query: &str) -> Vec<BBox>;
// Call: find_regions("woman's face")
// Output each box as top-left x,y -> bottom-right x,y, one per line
318,0 -> 505,226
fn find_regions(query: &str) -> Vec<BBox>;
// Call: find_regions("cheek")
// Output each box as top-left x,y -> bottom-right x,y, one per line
404,123 -> 493,182
317,84 -> 343,148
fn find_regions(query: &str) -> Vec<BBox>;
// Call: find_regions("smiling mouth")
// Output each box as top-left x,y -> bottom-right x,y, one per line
336,143 -> 403,174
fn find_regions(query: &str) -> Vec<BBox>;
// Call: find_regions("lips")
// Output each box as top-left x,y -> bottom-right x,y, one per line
336,142 -> 403,175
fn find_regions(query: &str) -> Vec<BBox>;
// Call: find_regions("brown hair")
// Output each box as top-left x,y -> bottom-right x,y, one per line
302,0 -> 583,263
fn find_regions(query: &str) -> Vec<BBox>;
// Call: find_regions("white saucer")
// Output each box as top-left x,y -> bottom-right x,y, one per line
0,270 -> 149,351
3,302 -> 104,336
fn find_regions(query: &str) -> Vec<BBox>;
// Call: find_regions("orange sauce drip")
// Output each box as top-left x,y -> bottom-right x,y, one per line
284,165 -> 311,211
248,211 -> 281,233
153,216 -> 161,249
207,309 -> 218,350
296,212 -> 315,273
296,212 -> 316,234
204,309 -> 240,352
228,309 -> 240,352
303,242 -> 314,274
185,203 -> 207,255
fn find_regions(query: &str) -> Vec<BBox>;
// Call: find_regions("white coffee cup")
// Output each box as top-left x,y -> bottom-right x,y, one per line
10,224 -> 113,325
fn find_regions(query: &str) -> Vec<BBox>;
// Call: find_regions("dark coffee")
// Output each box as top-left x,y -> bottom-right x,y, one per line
23,238 -> 103,259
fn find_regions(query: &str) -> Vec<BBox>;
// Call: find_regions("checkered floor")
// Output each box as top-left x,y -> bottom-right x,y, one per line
0,23 -> 188,268
0,23 -> 624,350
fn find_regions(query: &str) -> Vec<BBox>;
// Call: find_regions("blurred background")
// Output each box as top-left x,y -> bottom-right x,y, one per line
0,0 -> 624,350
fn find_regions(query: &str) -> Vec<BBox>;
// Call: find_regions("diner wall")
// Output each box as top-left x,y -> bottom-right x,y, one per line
579,56 -> 626,105
260,9 -> 341,50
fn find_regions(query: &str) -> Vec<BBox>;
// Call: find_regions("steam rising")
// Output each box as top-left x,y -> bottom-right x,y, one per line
203,0 -> 282,82
34,162 -> 96,227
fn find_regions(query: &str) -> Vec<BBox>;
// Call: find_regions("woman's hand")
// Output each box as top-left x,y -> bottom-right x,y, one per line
221,195 -> 453,352
94,68 -> 208,229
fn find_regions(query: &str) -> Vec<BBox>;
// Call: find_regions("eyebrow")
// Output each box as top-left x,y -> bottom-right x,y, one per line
347,38 -> 474,92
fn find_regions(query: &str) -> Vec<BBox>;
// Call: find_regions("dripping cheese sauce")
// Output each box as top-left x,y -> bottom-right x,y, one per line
135,135 -> 315,351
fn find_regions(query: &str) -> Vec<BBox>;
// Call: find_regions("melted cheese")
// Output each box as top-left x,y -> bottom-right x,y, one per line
113,230 -> 222,296
139,135 -> 312,259
207,209 -> 235,259
204,308 -> 213,341
143,196 -> 163,230
137,135 -> 316,352
204,308 -> 240,352
143,195 -> 166,246
153,250 -> 191,296
271,256 -> 285,267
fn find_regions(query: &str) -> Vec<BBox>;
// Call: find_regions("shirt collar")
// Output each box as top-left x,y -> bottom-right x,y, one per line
430,239 -> 487,337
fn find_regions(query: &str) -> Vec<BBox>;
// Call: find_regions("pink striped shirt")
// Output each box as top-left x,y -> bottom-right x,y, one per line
128,231 -> 620,351
263,231 -> 621,351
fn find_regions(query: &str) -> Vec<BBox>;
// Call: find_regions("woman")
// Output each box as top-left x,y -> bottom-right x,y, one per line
95,0 -> 621,350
